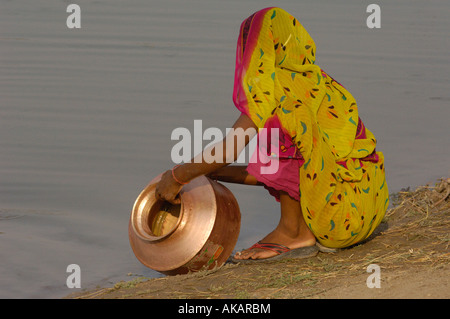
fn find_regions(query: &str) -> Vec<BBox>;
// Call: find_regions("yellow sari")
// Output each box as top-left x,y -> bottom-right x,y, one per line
232,7 -> 389,248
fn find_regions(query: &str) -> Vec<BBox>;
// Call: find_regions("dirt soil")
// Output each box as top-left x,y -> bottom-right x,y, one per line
69,178 -> 449,299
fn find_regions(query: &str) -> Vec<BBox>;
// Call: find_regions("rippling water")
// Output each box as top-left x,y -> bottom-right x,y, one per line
1,0 -> 449,298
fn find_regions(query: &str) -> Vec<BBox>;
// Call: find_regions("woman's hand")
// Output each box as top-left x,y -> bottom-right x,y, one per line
155,169 -> 183,204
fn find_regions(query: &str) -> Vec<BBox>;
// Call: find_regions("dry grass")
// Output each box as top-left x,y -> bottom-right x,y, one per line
70,177 -> 450,299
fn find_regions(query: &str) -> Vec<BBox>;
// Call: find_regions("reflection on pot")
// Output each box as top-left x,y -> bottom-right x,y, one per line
128,174 -> 241,275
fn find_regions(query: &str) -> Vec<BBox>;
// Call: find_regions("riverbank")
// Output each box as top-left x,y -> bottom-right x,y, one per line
69,177 -> 449,299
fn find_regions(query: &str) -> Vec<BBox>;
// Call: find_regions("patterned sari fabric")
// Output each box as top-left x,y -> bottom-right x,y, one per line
233,7 -> 389,249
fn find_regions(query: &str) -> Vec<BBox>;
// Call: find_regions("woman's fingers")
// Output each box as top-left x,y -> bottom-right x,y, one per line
155,190 -> 179,204
171,195 -> 181,205
155,170 -> 183,204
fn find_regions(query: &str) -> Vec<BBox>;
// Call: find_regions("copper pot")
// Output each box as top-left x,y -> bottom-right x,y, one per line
128,174 -> 241,275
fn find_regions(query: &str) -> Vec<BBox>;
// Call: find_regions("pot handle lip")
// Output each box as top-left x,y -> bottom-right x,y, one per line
131,179 -> 185,242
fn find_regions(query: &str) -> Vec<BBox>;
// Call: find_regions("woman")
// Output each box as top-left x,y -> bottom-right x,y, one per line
155,7 -> 389,262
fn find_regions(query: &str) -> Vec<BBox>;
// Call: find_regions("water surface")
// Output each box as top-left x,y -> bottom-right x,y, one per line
1,0 -> 449,298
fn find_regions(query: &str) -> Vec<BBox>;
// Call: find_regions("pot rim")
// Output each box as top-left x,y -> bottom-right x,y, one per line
129,175 -> 220,272
131,181 -> 184,242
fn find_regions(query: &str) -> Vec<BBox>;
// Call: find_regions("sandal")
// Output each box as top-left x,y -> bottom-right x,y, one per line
231,241 -> 318,264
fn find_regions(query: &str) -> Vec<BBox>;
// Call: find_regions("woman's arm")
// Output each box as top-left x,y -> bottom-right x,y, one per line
207,165 -> 263,186
155,113 -> 258,204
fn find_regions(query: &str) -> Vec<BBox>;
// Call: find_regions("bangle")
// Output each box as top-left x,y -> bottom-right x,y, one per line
172,165 -> 188,185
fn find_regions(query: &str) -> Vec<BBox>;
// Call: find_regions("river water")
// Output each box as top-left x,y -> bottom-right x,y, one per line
1,0 -> 449,298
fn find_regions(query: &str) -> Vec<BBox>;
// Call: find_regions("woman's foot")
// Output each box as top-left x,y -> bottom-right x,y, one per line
234,190 -> 316,260
233,225 -> 316,260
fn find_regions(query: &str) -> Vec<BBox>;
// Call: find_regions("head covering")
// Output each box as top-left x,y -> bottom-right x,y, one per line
233,7 -> 376,162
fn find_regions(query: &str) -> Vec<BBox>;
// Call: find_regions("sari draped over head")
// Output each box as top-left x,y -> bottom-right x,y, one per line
232,7 -> 389,248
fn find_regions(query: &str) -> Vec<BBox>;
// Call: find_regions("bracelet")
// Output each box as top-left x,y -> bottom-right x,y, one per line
172,165 -> 188,185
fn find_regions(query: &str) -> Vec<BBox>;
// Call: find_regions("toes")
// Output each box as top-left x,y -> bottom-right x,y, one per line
249,250 -> 268,260
234,248 -> 273,260
234,249 -> 255,260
